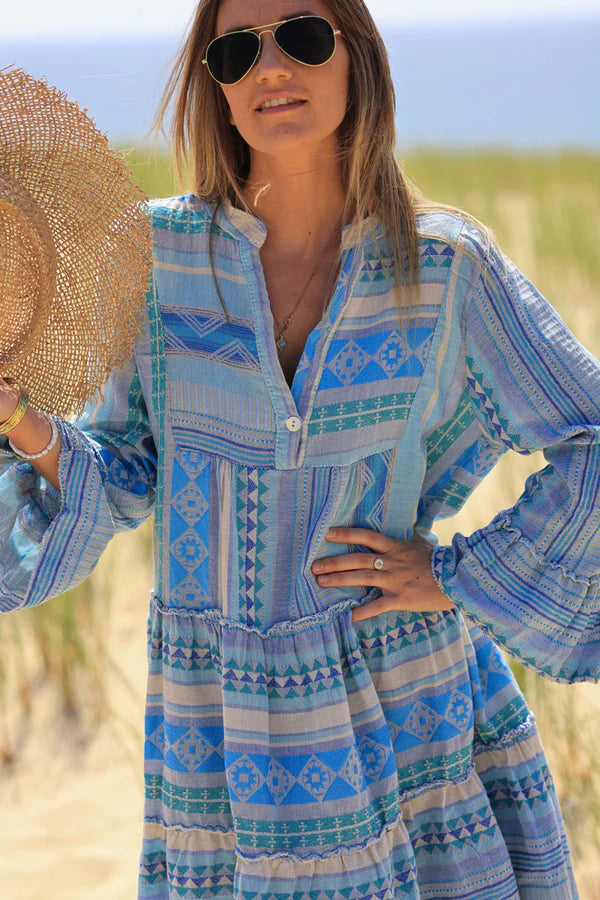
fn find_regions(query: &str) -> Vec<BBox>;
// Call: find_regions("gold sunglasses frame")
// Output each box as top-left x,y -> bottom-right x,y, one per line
202,15 -> 342,86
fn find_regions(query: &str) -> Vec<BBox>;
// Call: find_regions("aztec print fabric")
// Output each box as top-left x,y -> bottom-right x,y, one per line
1,193 -> 599,898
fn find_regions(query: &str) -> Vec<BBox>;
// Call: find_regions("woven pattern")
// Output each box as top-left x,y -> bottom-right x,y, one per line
0,65 -> 152,417
1,194 -> 598,897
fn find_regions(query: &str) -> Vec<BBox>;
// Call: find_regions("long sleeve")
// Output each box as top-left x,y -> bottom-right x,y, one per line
0,350 -> 157,613
430,231 -> 600,683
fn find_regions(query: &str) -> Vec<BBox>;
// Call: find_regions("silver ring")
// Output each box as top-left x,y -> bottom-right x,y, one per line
373,556 -> 384,570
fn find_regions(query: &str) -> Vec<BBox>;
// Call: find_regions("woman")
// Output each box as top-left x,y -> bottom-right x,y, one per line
1,0 -> 599,896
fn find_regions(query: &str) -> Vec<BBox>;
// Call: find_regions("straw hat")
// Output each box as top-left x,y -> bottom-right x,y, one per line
0,64 -> 153,418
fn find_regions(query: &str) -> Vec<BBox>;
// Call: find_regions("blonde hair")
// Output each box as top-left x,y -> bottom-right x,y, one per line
147,0 -> 499,322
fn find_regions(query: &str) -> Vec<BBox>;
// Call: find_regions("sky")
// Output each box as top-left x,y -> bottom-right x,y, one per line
4,0 -> 599,39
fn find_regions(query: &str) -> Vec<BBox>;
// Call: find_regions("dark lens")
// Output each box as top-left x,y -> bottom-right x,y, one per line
206,31 -> 259,84
276,16 -> 335,66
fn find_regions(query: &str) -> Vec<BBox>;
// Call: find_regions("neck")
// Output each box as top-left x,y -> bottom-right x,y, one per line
241,147 -> 346,257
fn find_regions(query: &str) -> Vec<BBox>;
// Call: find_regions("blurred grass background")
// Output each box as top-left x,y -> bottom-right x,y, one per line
1,147 -> 599,897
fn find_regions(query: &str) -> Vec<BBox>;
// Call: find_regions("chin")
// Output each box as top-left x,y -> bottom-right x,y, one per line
245,127 -> 338,156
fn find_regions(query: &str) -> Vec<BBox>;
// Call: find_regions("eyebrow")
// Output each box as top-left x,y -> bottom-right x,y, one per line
222,11 -> 316,35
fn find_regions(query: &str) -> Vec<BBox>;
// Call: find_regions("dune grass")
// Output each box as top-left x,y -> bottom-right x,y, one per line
1,146 -> 599,893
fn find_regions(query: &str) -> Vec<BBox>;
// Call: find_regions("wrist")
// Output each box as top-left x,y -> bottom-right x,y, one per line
7,406 -> 53,455
0,391 -> 28,435
0,383 -> 21,423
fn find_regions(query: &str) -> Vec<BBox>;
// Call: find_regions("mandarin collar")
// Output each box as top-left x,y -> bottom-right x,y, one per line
217,197 -> 381,250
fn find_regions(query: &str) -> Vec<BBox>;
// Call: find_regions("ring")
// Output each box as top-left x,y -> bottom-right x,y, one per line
373,556 -> 384,570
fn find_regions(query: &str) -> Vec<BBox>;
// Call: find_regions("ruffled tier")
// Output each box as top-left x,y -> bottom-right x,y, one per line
139,597 -> 576,899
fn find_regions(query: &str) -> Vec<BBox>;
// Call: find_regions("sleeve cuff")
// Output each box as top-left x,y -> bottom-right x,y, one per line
430,514 -> 600,683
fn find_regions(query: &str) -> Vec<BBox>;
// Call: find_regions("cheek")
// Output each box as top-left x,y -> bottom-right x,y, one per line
329,66 -> 350,119
331,53 -> 351,110
221,88 -> 243,126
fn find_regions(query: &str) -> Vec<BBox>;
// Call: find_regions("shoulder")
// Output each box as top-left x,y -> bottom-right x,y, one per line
415,207 -> 496,270
143,193 -> 229,237
412,206 -> 510,309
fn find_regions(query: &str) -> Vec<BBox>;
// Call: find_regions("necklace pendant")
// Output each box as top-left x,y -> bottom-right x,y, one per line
276,335 -> 287,351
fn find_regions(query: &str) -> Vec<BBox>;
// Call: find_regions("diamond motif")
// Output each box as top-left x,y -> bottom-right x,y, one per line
445,690 -> 472,731
174,447 -> 210,478
265,759 -> 295,805
172,484 -> 209,525
298,755 -> 335,801
356,735 -> 389,779
148,721 -> 167,755
228,755 -> 263,800
171,530 -> 209,571
107,456 -> 137,490
171,574 -> 210,608
172,727 -> 214,771
339,745 -> 364,792
405,700 -> 444,742
375,331 -> 405,376
329,340 -> 368,385
408,328 -> 434,368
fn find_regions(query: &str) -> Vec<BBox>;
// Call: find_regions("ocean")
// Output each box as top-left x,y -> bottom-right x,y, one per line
1,16 -> 598,150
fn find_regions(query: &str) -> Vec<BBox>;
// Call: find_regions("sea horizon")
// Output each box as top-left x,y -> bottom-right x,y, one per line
2,14 -> 599,150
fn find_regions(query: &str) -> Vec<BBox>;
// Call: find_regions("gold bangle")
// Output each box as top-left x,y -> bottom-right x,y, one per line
0,393 -> 29,435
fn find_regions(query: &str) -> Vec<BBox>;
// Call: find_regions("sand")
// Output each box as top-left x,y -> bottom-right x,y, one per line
1,530 -> 150,900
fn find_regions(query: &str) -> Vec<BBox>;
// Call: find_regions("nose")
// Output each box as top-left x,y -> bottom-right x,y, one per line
252,29 -> 293,80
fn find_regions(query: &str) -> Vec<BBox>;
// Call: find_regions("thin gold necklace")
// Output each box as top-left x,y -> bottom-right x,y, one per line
271,224 -> 342,354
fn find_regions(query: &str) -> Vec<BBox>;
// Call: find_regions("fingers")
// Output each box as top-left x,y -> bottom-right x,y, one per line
315,568 -> 383,588
351,597 -> 388,622
312,551 -> 382,574
325,526 -> 395,553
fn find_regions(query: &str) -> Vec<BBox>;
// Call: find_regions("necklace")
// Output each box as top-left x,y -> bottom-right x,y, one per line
270,223 -> 342,354
272,263 -> 319,353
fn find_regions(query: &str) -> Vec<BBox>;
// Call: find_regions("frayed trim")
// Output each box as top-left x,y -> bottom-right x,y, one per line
398,760 -> 475,804
433,513 -> 599,589
500,518 -> 599,587
453,604 -> 599,685
431,516 -> 600,683
143,817 -> 234,836
473,711 -> 537,755
149,588 -> 379,638
144,804 -> 409,865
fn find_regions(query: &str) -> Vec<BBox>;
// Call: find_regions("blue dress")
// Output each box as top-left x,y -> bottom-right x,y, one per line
2,193 -> 599,898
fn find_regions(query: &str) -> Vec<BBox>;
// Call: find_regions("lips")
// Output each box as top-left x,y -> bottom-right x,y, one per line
256,99 -> 308,113
254,94 -> 308,110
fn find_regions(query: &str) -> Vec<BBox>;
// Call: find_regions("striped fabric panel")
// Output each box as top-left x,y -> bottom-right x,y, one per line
139,601 -> 576,898
431,226 -> 600,683
0,353 -> 157,612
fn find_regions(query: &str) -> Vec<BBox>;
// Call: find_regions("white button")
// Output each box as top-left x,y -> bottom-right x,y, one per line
285,416 -> 302,432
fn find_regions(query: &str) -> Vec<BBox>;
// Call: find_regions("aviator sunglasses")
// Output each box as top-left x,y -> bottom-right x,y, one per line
202,15 -> 342,85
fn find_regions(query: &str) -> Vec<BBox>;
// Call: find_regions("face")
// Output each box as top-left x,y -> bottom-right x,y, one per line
213,0 -> 350,159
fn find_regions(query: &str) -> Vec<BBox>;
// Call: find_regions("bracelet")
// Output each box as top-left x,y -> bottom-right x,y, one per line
9,413 -> 59,461
0,392 -> 29,435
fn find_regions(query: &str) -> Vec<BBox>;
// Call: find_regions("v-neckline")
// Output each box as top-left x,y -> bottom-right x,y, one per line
253,248 -> 346,412
217,198 -> 380,419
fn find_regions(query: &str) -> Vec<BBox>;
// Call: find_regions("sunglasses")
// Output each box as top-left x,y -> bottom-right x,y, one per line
202,15 -> 342,86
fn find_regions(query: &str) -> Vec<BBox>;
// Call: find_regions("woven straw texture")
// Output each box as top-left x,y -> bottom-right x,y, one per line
0,64 -> 153,418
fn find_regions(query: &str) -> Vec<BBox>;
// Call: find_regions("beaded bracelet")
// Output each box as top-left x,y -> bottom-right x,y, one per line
9,413 -> 59,461
0,392 -> 29,435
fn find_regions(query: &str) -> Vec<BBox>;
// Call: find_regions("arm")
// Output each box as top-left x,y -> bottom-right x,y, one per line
0,349 -> 157,613
430,230 -> 600,683
0,384 -> 62,490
